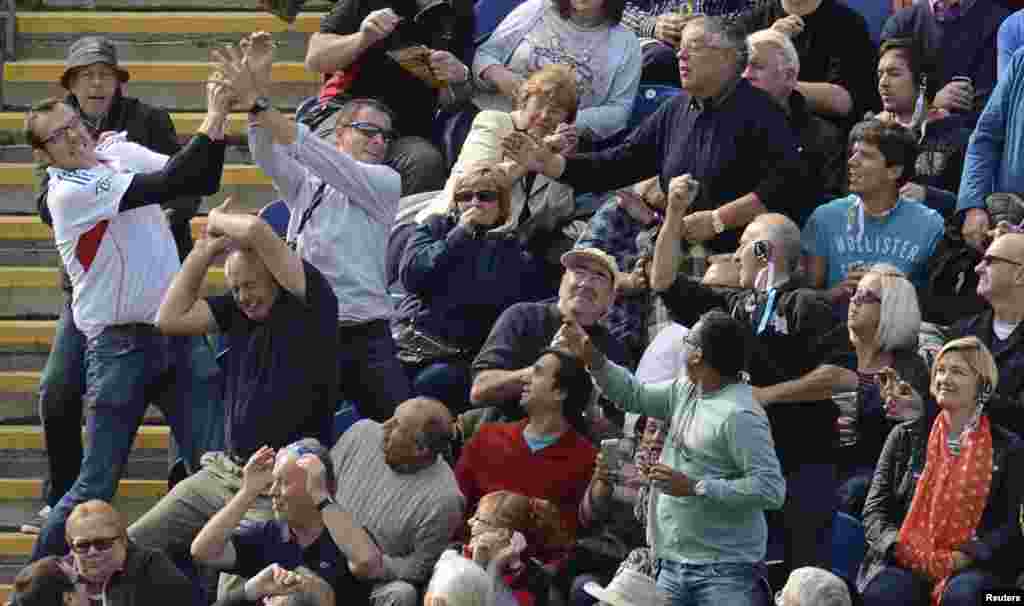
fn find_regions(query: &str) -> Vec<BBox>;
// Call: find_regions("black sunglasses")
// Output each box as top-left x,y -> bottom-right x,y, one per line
345,122 -> 399,142
70,535 -> 121,554
453,190 -> 500,204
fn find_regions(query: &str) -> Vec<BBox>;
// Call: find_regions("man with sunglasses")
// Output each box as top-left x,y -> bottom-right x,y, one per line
62,500 -> 194,603
23,82 -> 229,562
221,36 -> 411,422
948,232 -> 1024,438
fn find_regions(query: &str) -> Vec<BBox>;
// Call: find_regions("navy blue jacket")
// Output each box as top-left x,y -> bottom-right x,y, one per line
397,212 -> 547,352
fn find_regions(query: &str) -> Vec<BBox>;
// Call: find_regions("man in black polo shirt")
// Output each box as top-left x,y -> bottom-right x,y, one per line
191,439 -> 376,604
128,199 -> 340,571
469,248 -> 632,421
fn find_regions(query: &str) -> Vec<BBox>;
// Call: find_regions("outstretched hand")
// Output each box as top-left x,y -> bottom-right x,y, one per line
241,445 -> 276,496
240,31 -> 276,91
212,42 -> 261,109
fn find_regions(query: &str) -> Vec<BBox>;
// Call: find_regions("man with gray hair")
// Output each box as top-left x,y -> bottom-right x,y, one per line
775,567 -> 852,606
330,397 -> 465,606
191,438 -> 376,603
503,14 -> 808,258
744,28 -> 844,222
651,200 -> 838,573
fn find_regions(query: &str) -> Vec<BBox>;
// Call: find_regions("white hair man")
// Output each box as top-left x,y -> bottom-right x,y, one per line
744,29 -> 844,221
776,567 -> 852,606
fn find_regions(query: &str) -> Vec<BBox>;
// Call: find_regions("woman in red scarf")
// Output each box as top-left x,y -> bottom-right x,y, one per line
861,337 -> 1024,606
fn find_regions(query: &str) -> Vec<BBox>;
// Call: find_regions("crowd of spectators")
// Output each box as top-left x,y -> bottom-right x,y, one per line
12,1 -> 1024,605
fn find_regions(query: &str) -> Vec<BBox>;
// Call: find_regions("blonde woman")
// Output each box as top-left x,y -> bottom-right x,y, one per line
861,337 -> 1023,606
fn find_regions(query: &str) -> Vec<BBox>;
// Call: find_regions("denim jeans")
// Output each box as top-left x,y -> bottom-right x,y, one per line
862,565 -> 1000,606
31,325 -> 224,561
38,301 -> 87,507
656,560 -> 771,606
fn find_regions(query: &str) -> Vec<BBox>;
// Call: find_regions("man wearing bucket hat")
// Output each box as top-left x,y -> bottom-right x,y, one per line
468,247 -> 632,422
584,567 -> 669,606
25,35 -> 212,536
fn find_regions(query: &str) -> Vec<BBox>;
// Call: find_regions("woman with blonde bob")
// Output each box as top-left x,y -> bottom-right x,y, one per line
860,337 -> 1023,606
396,162 -> 546,412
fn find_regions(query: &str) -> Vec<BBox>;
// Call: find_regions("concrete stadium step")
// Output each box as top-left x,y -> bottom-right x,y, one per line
2,61 -> 318,110
15,12 -> 323,62
18,0 -> 332,10
0,425 -> 171,451
0,478 -> 167,500
0,396 -> 166,426
0,496 -> 163,535
0,449 -> 170,481
0,266 -> 226,319
0,111 -> 254,137
0,215 -> 229,246
0,163 -> 276,215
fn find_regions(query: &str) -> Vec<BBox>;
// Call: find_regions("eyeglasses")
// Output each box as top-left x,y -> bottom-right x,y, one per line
850,289 -> 882,306
980,254 -> 1024,268
877,367 -> 915,400
70,535 -> 121,554
41,115 -> 82,146
453,190 -> 500,204
345,122 -> 398,143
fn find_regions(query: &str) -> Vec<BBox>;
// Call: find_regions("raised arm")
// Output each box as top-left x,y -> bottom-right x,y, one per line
205,197 -> 306,300
191,446 -> 277,568
753,363 -> 858,406
306,6 -> 400,74
155,234 -> 228,336
650,173 -> 698,291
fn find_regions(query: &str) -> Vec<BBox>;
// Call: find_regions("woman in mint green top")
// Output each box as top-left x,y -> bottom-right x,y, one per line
562,310 -> 784,606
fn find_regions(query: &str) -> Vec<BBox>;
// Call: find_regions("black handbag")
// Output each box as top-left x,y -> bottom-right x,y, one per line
393,321 -> 466,365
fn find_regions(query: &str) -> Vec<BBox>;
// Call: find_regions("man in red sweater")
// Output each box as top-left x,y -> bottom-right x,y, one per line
455,349 -> 597,550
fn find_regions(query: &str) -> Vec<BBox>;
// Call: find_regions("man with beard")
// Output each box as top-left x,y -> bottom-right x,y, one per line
328,397 -> 465,606
457,349 -> 597,554
469,248 -> 632,419
191,439 -> 376,604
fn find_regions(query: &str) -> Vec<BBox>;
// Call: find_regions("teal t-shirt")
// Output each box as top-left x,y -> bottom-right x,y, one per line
801,194 -> 945,289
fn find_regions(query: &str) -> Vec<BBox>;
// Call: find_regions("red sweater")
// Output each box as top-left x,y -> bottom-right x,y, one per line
455,420 -> 597,542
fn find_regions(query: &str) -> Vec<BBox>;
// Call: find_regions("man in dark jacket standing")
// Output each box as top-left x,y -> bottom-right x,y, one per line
24,36 -> 217,534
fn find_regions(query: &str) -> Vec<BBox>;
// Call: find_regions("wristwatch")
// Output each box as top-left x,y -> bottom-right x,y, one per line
316,496 -> 337,512
694,480 -> 708,497
249,96 -> 272,115
711,210 -> 726,235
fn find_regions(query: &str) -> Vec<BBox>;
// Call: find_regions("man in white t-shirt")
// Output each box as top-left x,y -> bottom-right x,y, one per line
23,84 -> 230,562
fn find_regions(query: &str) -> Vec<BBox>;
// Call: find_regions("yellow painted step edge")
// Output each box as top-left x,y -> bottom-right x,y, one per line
0,425 -> 170,451
0,320 -> 53,346
0,215 -> 232,244
0,371 -> 41,393
0,478 -> 168,500
0,112 -> 253,136
0,266 -> 225,289
0,586 -> 9,601
18,11 -> 324,34
0,533 -> 33,556
4,61 -> 317,83
0,163 -> 271,186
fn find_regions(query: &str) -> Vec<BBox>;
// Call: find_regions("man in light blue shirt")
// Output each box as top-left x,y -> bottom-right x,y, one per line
802,119 -> 944,300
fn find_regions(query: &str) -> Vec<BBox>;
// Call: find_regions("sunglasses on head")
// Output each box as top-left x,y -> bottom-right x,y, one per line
877,367 -> 915,399
345,122 -> 398,142
453,190 -> 500,204
70,536 -> 120,554
850,289 -> 882,305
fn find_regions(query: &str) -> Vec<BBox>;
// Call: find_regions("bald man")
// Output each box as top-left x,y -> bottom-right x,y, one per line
128,201 -> 341,571
329,397 -> 465,606
950,233 -> 1024,437
654,211 -> 838,571
64,500 -> 193,603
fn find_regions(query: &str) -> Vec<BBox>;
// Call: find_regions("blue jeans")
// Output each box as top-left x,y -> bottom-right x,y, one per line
656,560 -> 771,606
38,301 -> 87,507
862,565 -> 999,606
31,325 -> 224,561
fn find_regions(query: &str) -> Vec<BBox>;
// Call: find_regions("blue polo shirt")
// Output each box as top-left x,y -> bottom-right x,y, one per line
801,194 -> 944,289
228,519 -> 371,602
